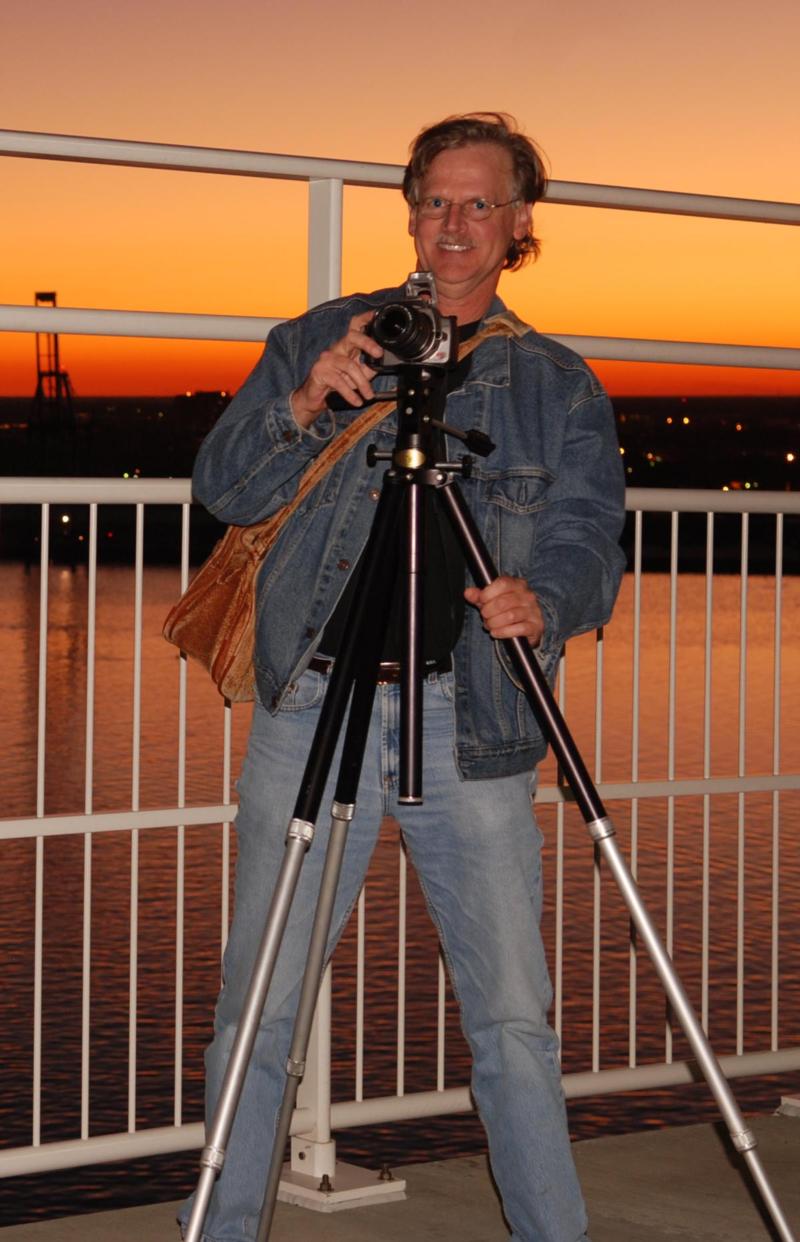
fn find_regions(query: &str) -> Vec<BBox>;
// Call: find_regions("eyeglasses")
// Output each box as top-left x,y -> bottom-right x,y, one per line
415,195 -> 520,221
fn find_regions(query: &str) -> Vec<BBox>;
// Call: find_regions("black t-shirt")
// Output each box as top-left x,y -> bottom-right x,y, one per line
318,321 -> 479,662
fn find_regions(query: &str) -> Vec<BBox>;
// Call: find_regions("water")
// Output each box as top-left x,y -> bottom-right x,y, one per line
1,562 -> 799,1223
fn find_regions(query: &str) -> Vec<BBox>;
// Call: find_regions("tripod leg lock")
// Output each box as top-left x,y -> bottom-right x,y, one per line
732,1127 -> 758,1153
286,1056 -> 306,1078
200,1143 -> 226,1173
286,817 -> 315,847
331,800 -> 355,822
587,816 -> 616,843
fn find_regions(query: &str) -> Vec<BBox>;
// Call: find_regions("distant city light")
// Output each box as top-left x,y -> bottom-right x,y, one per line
619,446 -> 625,455
735,423 -> 743,431
787,452 -> 796,463
61,513 -> 70,524
682,416 -> 690,425
666,416 -> 673,425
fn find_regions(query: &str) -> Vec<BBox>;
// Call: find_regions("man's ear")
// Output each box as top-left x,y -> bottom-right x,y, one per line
408,206 -> 417,238
513,200 -> 533,241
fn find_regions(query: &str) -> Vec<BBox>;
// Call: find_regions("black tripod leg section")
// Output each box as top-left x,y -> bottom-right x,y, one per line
438,479 -> 797,1242
292,481 -> 405,823
400,478 -> 424,804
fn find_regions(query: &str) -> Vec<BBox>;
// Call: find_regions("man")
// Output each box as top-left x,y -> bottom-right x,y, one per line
183,113 -> 626,1242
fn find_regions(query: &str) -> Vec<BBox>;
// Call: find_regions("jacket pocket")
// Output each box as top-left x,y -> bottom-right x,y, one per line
481,467 -> 555,514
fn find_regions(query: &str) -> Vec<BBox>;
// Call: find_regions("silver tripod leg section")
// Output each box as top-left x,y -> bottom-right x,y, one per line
184,819 -> 316,1242
256,800 -> 356,1242
588,816 -> 797,1242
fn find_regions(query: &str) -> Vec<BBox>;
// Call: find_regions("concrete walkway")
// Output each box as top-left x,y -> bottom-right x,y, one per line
2,1112 -> 798,1241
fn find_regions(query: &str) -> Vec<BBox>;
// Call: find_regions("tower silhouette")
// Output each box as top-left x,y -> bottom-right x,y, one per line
29,291 -> 76,471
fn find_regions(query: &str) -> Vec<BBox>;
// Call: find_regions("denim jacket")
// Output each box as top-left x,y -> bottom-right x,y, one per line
193,286 -> 626,780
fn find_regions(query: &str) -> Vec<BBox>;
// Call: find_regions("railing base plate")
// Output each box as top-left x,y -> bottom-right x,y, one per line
278,1161 -> 407,1212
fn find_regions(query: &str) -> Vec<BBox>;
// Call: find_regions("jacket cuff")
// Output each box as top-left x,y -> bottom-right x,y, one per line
266,396 -> 335,451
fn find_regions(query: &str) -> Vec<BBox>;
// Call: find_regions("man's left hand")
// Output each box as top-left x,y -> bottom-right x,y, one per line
464,576 -> 544,645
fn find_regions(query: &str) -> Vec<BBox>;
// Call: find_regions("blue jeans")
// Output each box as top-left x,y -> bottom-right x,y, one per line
180,670 -> 589,1242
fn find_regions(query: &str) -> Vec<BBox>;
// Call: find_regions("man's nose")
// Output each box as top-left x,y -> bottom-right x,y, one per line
443,201 -> 467,229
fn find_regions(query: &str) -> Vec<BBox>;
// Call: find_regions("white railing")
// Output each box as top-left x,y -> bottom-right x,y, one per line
1,481 -> 798,1180
1,127 -> 799,372
1,130 -> 799,1183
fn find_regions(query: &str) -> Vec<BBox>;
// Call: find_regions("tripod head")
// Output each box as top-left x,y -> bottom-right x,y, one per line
367,363 -> 495,480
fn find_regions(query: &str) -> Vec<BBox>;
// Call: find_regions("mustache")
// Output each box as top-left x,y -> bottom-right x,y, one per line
435,234 -> 476,248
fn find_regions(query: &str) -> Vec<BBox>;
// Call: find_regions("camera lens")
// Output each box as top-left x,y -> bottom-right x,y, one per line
372,303 -> 435,361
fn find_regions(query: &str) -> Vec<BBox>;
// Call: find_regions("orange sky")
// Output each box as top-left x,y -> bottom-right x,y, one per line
1,0 -> 798,398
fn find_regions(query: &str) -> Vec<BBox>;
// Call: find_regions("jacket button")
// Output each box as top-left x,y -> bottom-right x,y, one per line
337,558 -> 350,571
282,429 -> 294,443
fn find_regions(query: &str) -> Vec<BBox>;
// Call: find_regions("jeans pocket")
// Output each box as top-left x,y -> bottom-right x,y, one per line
435,670 -> 455,702
277,668 -> 328,711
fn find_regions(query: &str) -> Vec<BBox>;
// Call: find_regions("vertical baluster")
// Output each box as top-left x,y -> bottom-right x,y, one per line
33,504 -> 50,1147
736,514 -> 749,1056
770,514 -> 783,1050
665,512 -> 679,1063
701,513 -> 714,1032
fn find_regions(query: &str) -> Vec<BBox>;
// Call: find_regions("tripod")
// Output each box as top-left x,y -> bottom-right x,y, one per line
185,364 -> 796,1242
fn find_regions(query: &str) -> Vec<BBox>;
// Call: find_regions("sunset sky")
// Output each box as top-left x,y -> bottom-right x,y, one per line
1,0 -> 798,398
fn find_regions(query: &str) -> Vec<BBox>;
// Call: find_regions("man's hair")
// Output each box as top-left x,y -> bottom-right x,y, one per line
402,112 -> 549,270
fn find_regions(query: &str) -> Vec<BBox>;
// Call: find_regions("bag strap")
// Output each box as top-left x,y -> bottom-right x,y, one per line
248,309 -> 531,555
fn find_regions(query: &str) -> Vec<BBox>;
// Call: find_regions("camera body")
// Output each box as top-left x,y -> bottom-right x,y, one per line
368,272 -> 457,369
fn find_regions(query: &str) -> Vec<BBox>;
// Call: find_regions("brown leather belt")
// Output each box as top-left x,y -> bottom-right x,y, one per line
308,654 -> 452,684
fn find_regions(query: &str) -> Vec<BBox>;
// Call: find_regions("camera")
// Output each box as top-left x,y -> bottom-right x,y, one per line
368,272 -> 457,369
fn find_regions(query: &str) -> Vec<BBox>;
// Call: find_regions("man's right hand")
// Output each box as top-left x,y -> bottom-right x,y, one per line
290,310 -> 384,428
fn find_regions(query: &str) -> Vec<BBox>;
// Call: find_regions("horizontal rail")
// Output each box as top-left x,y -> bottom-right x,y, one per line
3,1047 -> 798,1177
2,129 -> 799,225
0,805 -> 234,841
1,304 -> 799,372
2,479 -> 799,515
3,772 -> 799,842
626,487 -> 800,515
0,128 -> 403,191
0,304 -> 282,342
544,180 -> 800,226
0,477 -> 193,504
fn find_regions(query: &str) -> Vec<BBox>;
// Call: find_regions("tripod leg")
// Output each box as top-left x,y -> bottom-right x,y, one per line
256,666 -> 382,1240
255,800 -> 354,1242
184,482 -> 404,1242
255,473 -> 407,1238
184,829 -> 314,1242
439,479 -> 797,1242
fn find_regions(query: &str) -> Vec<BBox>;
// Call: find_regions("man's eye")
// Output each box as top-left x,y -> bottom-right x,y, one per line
427,197 -> 446,209
472,199 -> 490,213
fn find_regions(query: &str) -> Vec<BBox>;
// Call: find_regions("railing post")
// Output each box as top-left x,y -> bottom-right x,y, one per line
287,176 -> 343,1180
290,968 -> 336,1180
307,178 -> 343,310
